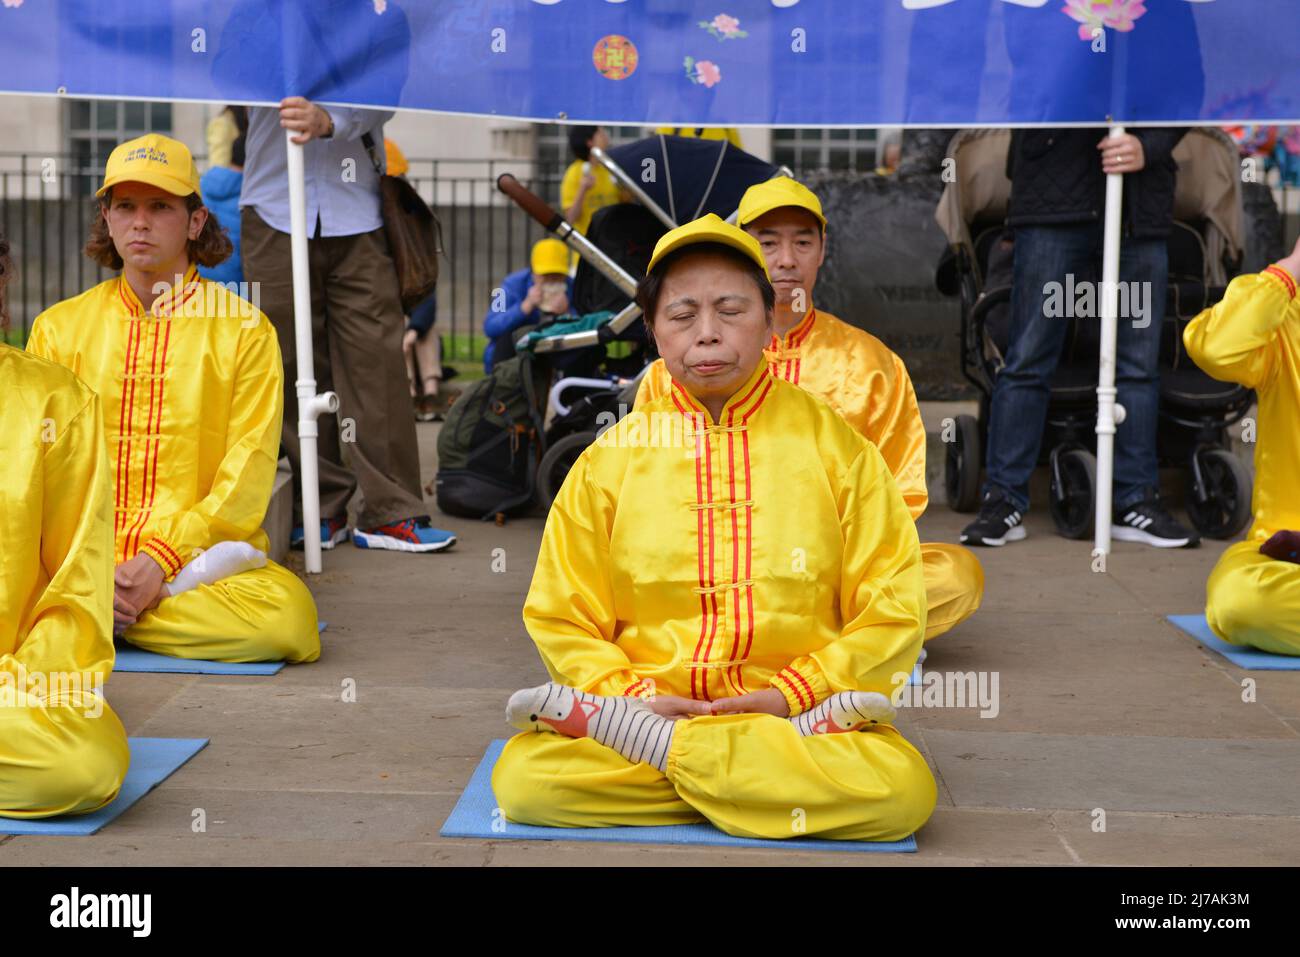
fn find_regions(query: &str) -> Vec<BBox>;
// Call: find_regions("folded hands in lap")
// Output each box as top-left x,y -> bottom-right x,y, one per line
647,688 -> 791,720
113,553 -> 165,634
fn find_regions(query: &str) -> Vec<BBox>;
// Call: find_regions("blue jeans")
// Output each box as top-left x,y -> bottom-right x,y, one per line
982,224 -> 1166,513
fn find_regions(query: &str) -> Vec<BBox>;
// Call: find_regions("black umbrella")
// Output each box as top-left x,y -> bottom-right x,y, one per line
600,135 -> 781,225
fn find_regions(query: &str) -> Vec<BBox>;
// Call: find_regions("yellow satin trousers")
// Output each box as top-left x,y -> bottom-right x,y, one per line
0,691 -> 130,819
493,713 -> 937,841
123,560 -> 321,664
922,542 -> 984,642
1206,540 -> 1300,656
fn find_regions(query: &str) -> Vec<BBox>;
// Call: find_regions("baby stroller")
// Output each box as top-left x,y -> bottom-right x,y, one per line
934,127 -> 1255,540
496,134 -> 784,508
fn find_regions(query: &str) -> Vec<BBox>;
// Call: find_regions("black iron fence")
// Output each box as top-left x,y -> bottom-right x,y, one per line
4,149 -> 1299,366
0,152 -> 568,364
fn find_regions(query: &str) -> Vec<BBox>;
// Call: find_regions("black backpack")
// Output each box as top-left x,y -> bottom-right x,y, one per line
435,353 -> 547,520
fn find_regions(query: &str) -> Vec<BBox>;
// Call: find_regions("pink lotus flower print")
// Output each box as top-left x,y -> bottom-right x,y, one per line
1063,0 -> 1147,42
699,13 -> 748,41
683,57 -> 722,88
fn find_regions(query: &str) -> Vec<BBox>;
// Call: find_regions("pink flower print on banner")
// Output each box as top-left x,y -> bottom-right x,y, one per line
2,0 -> 25,8
683,57 -> 722,88
712,14 -> 740,35
1063,0 -> 1148,42
699,13 -> 748,41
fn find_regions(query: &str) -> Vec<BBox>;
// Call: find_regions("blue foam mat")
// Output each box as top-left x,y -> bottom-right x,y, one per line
1168,614 -> 1300,671
112,648 -> 285,675
112,620 -> 326,675
440,738 -> 918,853
0,737 -> 208,835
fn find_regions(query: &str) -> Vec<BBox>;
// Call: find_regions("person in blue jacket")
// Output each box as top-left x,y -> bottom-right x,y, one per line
482,238 -> 573,373
198,134 -> 245,287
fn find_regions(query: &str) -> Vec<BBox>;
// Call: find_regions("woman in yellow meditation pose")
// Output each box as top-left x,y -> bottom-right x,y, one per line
493,216 -> 936,840
1184,238 -> 1300,655
26,134 -> 319,664
634,178 -> 983,642
1,230 -> 131,818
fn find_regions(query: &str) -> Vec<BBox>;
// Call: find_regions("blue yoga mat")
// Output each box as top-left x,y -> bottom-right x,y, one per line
440,738 -> 918,853
1168,614 -> 1300,671
0,737 -> 208,836
112,621 -> 326,675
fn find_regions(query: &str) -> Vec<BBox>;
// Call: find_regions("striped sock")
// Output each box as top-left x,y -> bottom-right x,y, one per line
506,683 -> 676,772
790,691 -> 896,736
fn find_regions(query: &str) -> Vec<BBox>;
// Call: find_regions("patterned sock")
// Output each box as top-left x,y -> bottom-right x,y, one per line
790,690 -> 897,736
506,683 -> 675,772
162,541 -> 267,598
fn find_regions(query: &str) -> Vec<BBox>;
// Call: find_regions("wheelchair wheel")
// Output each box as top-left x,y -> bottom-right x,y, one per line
1186,447 -> 1252,540
537,431 -> 597,510
1049,448 -> 1096,540
944,414 -> 982,513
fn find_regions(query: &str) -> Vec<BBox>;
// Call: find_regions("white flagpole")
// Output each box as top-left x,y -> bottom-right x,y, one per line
285,130 -> 338,574
1094,123 -> 1127,558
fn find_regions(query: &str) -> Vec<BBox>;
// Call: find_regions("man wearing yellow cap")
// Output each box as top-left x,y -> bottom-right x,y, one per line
1,229 -> 130,818
26,134 -> 321,664
1184,240 -> 1300,656
493,215 -> 935,839
634,177 -> 983,642
481,238 -> 574,373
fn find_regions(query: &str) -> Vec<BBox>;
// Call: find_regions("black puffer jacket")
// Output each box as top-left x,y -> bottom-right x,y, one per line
1006,128 -> 1187,239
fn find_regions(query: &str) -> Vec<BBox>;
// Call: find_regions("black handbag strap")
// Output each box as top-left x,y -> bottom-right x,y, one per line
360,131 -> 385,177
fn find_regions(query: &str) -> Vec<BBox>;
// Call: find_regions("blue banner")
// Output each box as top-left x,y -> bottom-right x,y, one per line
0,0 -> 1297,126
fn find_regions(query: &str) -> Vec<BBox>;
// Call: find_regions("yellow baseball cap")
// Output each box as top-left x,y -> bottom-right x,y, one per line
530,238 -> 570,276
645,213 -> 771,280
737,176 -> 826,232
384,138 -> 409,177
97,133 -> 201,200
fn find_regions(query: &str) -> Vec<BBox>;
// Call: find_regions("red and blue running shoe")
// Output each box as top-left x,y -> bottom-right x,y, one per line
352,516 -> 457,553
291,516 -> 350,551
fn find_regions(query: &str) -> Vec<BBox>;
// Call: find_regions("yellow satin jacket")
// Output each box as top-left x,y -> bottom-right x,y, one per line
26,265 -> 283,578
1184,268 -> 1300,540
0,345 -> 114,681
525,360 -> 926,717
634,308 -> 929,519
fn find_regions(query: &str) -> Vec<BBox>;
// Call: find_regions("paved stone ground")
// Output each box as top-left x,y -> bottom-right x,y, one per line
4,419 -> 1297,867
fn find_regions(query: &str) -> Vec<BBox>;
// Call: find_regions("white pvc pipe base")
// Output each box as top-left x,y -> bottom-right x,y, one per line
285,130 -> 338,574
1094,124 -> 1126,560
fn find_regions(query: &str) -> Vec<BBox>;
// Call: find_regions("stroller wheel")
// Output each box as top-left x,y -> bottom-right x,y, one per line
1186,447 -> 1252,540
944,414 -> 982,513
1049,448 -> 1096,540
538,431 -> 598,510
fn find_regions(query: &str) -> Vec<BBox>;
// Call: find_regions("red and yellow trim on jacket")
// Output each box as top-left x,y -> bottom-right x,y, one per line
1263,264 -> 1297,301
623,677 -> 655,699
772,665 -> 817,716
114,266 -> 200,573
724,363 -> 775,697
766,307 -> 817,386
114,284 -> 144,540
669,364 -> 774,700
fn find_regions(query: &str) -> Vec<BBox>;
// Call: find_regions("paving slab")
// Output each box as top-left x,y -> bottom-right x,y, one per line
1046,809 -> 1300,867
925,729 -> 1300,816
